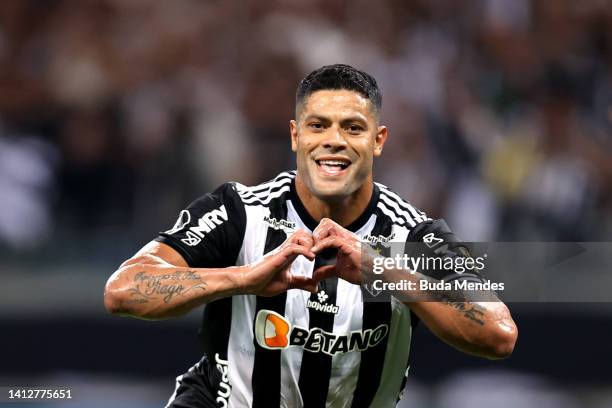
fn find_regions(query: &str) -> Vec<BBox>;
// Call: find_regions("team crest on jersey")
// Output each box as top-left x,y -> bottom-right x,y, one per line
165,210 -> 191,235
254,310 -> 388,356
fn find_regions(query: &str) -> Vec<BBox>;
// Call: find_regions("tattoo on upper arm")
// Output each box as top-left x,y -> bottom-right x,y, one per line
443,301 -> 486,326
128,270 -> 208,303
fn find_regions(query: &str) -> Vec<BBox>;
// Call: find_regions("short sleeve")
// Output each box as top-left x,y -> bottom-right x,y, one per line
404,219 -> 484,282
155,183 -> 246,268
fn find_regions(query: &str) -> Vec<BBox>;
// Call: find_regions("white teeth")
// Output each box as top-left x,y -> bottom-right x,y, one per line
319,160 -> 348,166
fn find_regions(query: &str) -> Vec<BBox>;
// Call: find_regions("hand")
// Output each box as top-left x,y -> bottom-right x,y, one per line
242,229 -> 319,296
311,218 -> 374,285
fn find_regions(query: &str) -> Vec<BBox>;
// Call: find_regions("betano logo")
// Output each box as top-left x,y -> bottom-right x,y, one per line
254,310 -> 388,356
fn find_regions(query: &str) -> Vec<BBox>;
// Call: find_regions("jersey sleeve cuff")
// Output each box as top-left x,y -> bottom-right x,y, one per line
155,235 -> 197,267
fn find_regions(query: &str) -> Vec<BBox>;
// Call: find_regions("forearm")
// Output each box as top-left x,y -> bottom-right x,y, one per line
375,266 -> 517,359
407,299 -> 517,359
104,255 -> 245,319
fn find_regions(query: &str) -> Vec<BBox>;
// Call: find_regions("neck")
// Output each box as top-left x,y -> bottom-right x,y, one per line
294,174 -> 373,228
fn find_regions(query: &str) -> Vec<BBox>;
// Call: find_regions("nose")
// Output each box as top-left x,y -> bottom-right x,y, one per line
321,125 -> 347,151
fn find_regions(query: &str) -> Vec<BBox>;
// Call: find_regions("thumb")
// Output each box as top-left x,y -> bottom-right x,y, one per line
313,265 -> 337,281
288,276 -> 319,293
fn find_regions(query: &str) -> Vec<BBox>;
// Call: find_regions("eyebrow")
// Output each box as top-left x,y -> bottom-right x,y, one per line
302,114 -> 368,124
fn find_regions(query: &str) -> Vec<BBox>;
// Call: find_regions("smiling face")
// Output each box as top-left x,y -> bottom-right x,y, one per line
290,89 -> 388,201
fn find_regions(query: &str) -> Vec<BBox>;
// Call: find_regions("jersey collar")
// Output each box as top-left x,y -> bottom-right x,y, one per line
288,177 -> 380,233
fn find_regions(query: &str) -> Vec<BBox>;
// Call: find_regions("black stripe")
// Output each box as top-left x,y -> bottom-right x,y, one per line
241,189 -> 292,207
379,193 -> 416,225
242,183 -> 292,202
298,250 -> 339,408
350,301 -> 392,407
251,202 -> 290,408
377,201 -> 411,226
351,217 -> 394,408
242,174 -> 294,196
198,297 -> 233,401
379,189 -> 424,222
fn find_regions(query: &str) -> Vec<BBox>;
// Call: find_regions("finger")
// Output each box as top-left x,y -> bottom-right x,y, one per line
284,243 -> 316,261
312,265 -> 337,281
288,229 -> 309,243
288,276 -> 319,293
295,233 -> 314,248
312,220 -> 336,241
311,236 -> 340,253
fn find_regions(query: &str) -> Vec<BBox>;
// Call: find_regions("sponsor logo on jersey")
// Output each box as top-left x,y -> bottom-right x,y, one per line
165,210 -> 191,235
181,205 -> 229,246
214,353 -> 231,408
254,310 -> 388,356
306,290 -> 339,315
362,232 -> 396,245
423,232 -> 443,248
263,215 -> 296,234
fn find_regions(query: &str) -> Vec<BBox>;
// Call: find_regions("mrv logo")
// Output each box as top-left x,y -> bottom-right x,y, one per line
177,205 -> 228,246
307,290 -> 339,315
254,310 -> 388,356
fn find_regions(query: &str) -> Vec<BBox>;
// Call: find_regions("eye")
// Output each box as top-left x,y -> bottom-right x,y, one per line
308,122 -> 324,131
347,124 -> 364,134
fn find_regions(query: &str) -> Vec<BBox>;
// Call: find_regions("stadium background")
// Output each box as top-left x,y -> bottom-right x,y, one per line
1,0 -> 611,407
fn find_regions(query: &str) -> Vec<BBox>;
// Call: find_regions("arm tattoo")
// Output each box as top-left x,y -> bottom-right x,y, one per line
129,270 -> 208,303
443,300 -> 486,326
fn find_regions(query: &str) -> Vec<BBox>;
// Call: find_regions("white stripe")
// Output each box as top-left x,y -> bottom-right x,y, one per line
242,172 -> 295,191
378,194 -> 417,226
326,280 -> 364,408
377,201 -> 415,227
242,185 -> 291,205
241,186 -> 291,204
378,187 -> 428,223
240,177 -> 293,198
326,214 -> 376,407
227,295 -> 257,407
369,299 -> 414,407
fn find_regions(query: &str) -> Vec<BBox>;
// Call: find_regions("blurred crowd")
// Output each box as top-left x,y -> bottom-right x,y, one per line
0,0 -> 611,258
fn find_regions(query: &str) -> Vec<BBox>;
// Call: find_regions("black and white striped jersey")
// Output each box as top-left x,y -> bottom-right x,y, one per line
157,170 -> 431,408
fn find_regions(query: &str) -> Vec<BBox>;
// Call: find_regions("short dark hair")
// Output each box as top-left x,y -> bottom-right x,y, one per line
296,64 -> 382,117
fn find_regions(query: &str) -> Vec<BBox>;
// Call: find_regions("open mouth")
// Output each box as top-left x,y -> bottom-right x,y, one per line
315,158 -> 351,176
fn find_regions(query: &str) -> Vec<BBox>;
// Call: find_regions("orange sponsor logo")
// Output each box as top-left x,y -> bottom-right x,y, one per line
254,310 -> 291,350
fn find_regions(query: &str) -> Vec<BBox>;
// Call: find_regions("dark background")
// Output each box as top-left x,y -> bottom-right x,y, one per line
1,0 -> 611,407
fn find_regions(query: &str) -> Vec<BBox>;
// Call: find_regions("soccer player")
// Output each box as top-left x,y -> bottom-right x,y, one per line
104,64 -> 517,408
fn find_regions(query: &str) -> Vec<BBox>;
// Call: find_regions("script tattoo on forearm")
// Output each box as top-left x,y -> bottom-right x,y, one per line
128,270 -> 208,303
443,300 -> 486,326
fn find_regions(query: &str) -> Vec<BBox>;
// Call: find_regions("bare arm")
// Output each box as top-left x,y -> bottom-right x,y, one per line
103,241 -> 244,319
104,231 -> 318,320
380,265 -> 517,359
407,299 -> 517,359
311,218 -> 518,360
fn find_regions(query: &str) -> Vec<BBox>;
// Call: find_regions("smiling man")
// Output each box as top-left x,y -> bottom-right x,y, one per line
104,64 -> 517,408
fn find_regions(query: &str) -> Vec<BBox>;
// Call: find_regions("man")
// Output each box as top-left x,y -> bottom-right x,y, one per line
104,64 -> 517,408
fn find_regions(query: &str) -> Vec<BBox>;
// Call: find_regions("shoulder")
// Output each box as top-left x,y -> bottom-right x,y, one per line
232,170 -> 296,207
374,181 -> 430,228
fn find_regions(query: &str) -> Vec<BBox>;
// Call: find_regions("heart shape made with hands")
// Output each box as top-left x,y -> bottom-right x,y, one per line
299,218 -> 366,285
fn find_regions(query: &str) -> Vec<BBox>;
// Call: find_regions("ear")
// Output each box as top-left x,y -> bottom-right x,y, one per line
374,126 -> 388,157
290,120 -> 298,152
